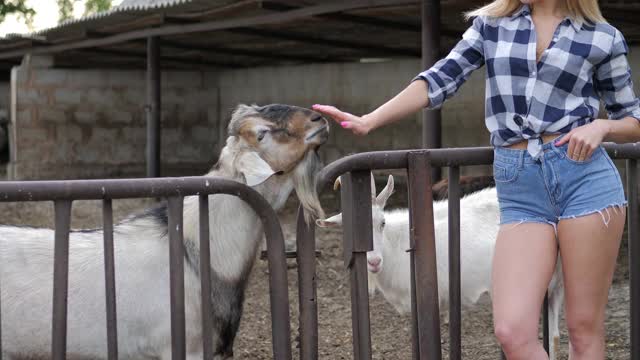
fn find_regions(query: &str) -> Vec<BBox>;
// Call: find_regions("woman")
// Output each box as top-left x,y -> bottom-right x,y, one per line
313,0 -> 640,358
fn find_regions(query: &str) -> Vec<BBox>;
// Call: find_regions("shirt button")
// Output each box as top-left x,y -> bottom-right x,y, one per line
513,114 -> 524,126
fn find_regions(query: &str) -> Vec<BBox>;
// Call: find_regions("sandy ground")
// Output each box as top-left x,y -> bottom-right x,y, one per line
0,189 -> 632,359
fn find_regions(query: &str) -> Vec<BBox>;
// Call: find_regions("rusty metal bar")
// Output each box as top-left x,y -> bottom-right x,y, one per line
318,144 -> 640,193
146,36 -> 161,178
421,0 -> 442,181
407,151 -> 442,360
296,206 -> 318,360
102,199 -> 118,360
408,188 -> 421,360
167,197 -> 186,360
262,208 -> 292,360
0,176 -> 275,202
340,171 -> 373,359
199,195 -> 213,360
628,159 -> 639,360
52,200 -> 72,360
448,166 -> 461,360
543,293 -> 549,354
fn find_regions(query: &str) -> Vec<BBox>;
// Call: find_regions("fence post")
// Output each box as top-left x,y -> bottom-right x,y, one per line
448,166 -> 461,360
167,197 -> 186,360
52,200 -> 72,360
296,206 -> 319,360
198,195 -> 214,360
407,151 -> 442,360
340,171 -> 373,360
628,159 -> 639,360
103,199 -> 118,360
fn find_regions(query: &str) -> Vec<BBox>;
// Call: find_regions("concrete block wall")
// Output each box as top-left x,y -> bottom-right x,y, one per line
6,46 -> 640,180
8,56 -> 220,179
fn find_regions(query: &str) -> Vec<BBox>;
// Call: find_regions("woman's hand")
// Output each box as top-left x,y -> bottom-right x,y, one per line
554,119 -> 610,161
312,104 -> 373,136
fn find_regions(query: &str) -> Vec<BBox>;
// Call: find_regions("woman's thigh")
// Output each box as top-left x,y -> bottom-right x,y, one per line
492,222 -> 558,331
557,207 -> 625,329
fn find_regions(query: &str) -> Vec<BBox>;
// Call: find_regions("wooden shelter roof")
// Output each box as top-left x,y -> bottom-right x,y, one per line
0,0 -> 637,71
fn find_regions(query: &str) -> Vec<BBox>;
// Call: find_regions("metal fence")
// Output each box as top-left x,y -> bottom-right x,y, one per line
0,176 -> 292,360
295,143 -> 640,360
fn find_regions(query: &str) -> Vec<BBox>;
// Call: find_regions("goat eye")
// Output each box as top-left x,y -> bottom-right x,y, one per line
257,130 -> 268,141
380,220 -> 385,229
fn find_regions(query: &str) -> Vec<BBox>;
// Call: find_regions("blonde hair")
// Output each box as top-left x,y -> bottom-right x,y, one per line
465,0 -> 606,24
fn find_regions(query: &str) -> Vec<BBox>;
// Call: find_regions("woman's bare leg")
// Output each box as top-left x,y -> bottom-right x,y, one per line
492,223 -> 558,360
557,207 -> 625,359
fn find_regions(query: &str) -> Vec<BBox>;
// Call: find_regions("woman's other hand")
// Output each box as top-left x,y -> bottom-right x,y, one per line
312,104 -> 373,136
554,120 -> 610,161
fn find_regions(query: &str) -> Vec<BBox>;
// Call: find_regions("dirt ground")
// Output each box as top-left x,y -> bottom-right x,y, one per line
0,189 -> 632,359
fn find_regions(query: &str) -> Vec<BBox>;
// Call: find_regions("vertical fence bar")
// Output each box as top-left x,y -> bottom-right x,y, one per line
262,203 -> 292,360
628,159 -> 639,360
448,166 -> 461,360
146,36 -> 161,178
340,171 -> 373,360
296,206 -> 318,360
52,200 -> 72,360
103,199 -> 118,360
167,196 -> 186,360
407,151 -> 442,360
421,0 -> 442,181
198,195 -> 213,359
543,293 -> 550,355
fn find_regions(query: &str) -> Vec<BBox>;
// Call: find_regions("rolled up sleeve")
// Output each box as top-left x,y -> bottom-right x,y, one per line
595,29 -> 640,121
413,16 -> 485,109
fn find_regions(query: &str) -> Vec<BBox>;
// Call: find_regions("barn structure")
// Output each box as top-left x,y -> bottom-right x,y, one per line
0,0 -> 638,180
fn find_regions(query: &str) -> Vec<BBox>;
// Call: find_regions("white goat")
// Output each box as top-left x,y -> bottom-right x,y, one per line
317,175 -> 564,359
0,104 -> 329,360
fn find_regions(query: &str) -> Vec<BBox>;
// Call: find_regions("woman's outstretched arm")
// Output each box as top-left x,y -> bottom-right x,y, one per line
313,79 -> 429,136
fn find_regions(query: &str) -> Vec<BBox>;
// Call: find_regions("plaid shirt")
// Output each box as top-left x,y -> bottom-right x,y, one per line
415,4 -> 640,158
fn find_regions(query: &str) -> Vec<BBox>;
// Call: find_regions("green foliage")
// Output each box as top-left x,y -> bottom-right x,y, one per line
57,0 -> 76,23
84,0 -> 112,16
57,0 -> 112,23
0,0 -> 35,24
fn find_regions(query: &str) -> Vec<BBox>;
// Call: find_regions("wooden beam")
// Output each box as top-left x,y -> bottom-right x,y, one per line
159,39 -> 340,63
0,0 -> 416,60
229,27 -> 420,57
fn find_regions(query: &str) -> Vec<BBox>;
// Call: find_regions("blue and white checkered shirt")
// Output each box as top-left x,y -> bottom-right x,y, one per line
415,4 -> 640,158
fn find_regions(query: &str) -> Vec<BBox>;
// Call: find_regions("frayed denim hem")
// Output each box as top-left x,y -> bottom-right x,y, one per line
499,218 -> 559,235
557,202 -> 628,227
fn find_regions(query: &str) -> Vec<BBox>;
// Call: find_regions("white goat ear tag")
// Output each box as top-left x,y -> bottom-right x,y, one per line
237,152 -> 276,187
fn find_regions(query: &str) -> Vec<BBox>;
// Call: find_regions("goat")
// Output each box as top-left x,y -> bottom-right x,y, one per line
317,174 -> 564,360
0,104 -> 329,360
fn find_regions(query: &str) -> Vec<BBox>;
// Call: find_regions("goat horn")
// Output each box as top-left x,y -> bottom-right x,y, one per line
333,177 -> 342,191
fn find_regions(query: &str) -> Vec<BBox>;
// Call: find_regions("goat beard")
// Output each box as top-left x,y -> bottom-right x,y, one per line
292,149 -> 325,224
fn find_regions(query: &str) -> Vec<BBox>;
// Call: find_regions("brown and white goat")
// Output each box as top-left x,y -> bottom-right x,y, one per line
0,104 -> 328,360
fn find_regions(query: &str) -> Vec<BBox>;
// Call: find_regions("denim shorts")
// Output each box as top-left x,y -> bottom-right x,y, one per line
493,135 -> 627,228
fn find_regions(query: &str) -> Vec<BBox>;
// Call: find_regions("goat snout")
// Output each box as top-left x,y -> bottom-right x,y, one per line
367,256 -> 382,273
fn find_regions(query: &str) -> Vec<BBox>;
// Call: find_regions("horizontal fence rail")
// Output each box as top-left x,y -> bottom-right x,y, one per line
295,143 -> 640,360
0,176 -> 292,360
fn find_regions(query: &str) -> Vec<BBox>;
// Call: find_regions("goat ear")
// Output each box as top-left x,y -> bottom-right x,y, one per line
236,151 -> 277,187
315,213 -> 343,228
375,175 -> 394,207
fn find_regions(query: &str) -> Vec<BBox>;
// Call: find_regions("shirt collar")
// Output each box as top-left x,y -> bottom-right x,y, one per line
510,4 -> 530,19
511,4 -> 583,32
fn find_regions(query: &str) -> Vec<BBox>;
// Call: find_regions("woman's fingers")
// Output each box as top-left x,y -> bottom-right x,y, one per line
312,104 -> 351,123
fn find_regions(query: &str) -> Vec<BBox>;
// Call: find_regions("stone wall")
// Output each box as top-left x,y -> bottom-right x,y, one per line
7,46 -> 640,180
8,55 -> 219,179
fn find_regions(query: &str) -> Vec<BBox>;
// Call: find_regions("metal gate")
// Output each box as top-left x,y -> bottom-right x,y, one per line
294,143 -> 640,360
0,176 -> 292,360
